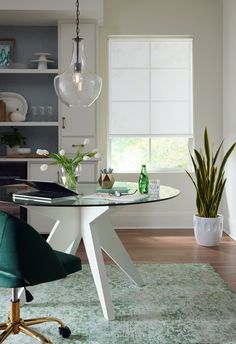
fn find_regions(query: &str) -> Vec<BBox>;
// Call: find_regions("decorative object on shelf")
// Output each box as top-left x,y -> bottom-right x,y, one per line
46,105 -> 54,120
54,0 -> 102,108
17,147 -> 31,154
36,139 -> 100,192
185,128 -> 236,246
0,127 -> 27,156
31,53 -> 55,70
98,168 -> 115,189
0,100 -> 6,121
0,38 -> 15,68
0,92 -> 28,121
9,108 -> 26,122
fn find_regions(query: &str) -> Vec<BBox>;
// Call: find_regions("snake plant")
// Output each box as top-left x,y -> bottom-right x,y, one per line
186,128 -> 236,218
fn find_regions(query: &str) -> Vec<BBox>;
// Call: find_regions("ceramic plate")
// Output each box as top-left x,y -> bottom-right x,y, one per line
0,92 -> 28,118
31,59 -> 54,63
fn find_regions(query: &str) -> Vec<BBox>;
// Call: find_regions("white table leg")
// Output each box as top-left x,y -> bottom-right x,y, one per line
81,207 -> 115,320
26,206 -> 81,254
82,207 -> 144,286
26,206 -> 115,320
23,205 -> 144,321
94,208 -> 145,286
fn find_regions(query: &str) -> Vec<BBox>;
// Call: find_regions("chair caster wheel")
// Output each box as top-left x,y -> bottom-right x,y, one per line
59,326 -> 71,338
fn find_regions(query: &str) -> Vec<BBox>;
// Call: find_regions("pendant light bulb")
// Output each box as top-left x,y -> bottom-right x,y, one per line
54,0 -> 102,108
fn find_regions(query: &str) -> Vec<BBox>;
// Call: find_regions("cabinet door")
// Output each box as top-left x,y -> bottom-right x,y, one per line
28,162 -> 58,182
61,136 -> 97,154
59,23 -> 96,137
27,162 -> 58,234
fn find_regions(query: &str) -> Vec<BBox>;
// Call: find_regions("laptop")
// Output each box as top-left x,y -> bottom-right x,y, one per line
12,179 -> 79,203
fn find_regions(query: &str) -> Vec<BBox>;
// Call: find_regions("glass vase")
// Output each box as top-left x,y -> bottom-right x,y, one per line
59,165 -> 82,192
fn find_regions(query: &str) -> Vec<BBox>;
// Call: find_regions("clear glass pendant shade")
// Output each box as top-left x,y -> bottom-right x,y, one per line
54,38 -> 102,108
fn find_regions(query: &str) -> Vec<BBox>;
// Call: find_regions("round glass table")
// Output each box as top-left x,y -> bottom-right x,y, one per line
0,182 -> 180,320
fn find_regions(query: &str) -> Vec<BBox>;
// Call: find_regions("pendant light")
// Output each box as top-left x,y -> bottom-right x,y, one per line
54,0 -> 102,108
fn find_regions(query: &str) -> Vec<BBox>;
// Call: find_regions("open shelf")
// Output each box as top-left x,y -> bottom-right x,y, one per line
0,69 -> 58,74
0,122 -> 58,126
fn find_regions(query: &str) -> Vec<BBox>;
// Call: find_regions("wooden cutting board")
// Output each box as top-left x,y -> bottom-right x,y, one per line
6,153 -> 49,158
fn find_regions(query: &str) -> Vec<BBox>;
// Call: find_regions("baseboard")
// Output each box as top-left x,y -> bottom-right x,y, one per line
110,211 -> 193,229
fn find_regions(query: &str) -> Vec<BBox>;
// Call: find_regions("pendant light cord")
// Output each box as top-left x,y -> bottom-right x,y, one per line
75,0 -> 80,71
76,0 -> 80,39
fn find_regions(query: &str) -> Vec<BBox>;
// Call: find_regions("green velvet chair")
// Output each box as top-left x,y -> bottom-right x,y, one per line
0,211 -> 82,344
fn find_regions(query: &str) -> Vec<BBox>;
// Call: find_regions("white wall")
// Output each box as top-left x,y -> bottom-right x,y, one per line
98,0 -> 223,229
223,0 -> 236,240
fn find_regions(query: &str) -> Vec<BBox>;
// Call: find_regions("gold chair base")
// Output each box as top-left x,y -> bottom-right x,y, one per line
0,300 -> 66,344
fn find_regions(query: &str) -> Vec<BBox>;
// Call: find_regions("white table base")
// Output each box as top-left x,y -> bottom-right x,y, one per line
25,205 -> 144,321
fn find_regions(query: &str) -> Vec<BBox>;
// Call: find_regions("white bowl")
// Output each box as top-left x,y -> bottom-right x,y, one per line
17,148 -> 31,154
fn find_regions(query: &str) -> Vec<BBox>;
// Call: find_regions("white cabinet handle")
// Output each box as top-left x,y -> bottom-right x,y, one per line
62,116 -> 66,129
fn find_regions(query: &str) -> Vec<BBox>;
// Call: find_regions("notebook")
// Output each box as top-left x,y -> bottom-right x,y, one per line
96,186 -> 130,194
12,179 -> 79,203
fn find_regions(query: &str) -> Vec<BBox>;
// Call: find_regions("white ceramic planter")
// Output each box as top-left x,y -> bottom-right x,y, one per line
193,214 -> 223,246
6,145 -> 19,156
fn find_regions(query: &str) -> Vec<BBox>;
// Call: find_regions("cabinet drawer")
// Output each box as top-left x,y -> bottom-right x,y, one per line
28,162 -> 58,182
60,137 -> 97,154
80,163 -> 98,182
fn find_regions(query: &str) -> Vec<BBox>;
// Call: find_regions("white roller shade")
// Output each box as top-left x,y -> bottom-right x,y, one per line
109,37 -> 193,137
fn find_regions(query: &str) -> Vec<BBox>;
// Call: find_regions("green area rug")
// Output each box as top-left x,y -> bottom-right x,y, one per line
0,263 -> 236,344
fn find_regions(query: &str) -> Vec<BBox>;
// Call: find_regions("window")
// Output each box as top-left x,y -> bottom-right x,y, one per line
108,37 -> 193,172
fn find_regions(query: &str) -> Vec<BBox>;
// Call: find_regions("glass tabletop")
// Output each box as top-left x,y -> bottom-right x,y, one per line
0,182 -> 180,207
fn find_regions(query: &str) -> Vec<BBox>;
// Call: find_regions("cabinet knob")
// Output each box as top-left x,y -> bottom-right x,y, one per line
62,116 -> 66,129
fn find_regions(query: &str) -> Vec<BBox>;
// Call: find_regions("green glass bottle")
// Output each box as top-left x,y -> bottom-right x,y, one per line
138,164 -> 149,194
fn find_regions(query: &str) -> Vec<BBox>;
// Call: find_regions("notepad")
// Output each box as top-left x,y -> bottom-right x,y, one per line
96,186 -> 130,194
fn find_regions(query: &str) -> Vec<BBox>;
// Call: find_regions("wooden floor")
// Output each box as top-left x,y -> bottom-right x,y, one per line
77,228 -> 236,291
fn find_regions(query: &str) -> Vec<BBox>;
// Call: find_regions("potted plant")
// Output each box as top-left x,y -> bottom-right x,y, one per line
36,138 -> 100,192
0,127 -> 26,155
186,128 -> 236,246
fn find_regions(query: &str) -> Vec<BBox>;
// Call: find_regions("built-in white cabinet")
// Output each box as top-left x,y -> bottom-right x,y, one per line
0,23 -> 100,233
